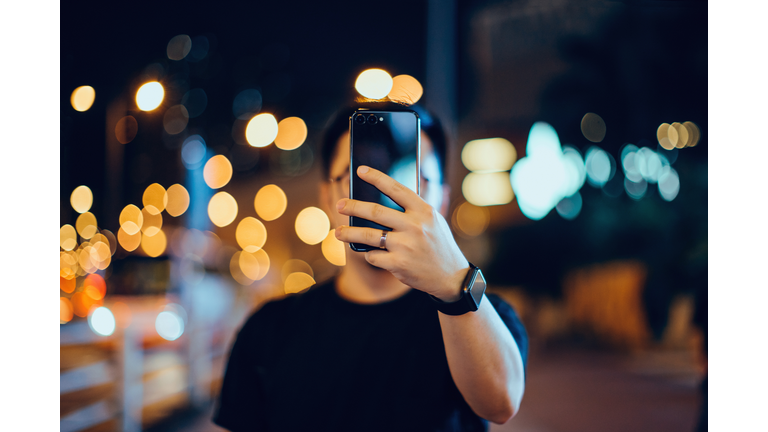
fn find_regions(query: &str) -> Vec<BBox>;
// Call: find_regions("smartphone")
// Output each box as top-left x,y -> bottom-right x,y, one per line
349,109 -> 421,252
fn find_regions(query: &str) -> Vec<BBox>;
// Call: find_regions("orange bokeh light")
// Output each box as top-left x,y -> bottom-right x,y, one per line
61,297 -> 74,323
60,276 -> 76,294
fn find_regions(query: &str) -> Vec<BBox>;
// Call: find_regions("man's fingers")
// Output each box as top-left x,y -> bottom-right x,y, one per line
356,166 -> 424,211
336,226 -> 393,249
365,249 -> 394,271
336,199 -> 406,230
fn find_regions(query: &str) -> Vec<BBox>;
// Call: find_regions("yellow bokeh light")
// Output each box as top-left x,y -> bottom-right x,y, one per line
71,86 -> 96,112
70,185 -> 93,213
163,104 -> 189,135
203,155 -> 234,189
355,69 -> 393,100
141,207 -> 163,236
321,229 -> 346,266
238,251 -> 261,280
167,34 -> 192,60
79,245 -> 98,274
143,183 -> 168,215
452,202 -> 490,237
252,248 -> 270,280
102,229 -> 117,256
229,251 -> 255,286
236,217 -> 267,253
245,113 -> 279,147
667,123 -> 679,147
115,115 -> 138,144
282,259 -> 314,282
118,226 -> 141,252
656,123 -> 672,149
166,184 -> 190,217
60,251 -> 78,280
580,113 -> 606,143
671,122 -> 688,149
254,184 -> 287,221
119,204 -> 144,235
141,230 -> 167,257
60,224 -> 78,251
61,297 -> 74,324
136,81 -> 164,111
462,172 -> 515,207
295,207 -> 330,245
275,117 -> 308,150
684,121 -> 701,147
284,272 -> 316,294
61,276 -> 76,293
76,212 -> 98,239
208,192 -> 238,227
461,138 -> 517,173
387,74 -> 423,104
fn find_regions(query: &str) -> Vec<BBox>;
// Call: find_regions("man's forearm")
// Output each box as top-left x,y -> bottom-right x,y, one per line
438,295 -> 525,424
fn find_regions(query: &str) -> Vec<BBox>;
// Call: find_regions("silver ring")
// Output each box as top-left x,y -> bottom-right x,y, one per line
379,231 -> 388,250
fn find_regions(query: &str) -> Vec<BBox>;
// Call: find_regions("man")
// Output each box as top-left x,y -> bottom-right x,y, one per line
214,103 -> 528,431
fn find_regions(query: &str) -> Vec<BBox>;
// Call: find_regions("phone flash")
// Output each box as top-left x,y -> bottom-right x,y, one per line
379,117 -> 384,121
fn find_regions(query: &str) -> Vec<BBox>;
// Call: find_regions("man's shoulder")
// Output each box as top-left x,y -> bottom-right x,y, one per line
240,279 -> 335,333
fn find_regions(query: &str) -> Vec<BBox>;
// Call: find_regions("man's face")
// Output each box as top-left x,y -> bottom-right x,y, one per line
325,130 -> 446,232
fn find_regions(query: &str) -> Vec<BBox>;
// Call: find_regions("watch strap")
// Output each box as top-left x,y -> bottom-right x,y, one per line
430,263 -> 484,316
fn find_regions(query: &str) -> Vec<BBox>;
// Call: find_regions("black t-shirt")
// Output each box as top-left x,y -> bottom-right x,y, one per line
214,280 -> 528,432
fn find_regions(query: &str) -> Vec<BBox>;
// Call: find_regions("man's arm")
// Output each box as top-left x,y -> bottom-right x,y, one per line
335,166 -> 526,424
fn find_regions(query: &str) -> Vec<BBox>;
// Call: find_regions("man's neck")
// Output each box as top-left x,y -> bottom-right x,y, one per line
335,256 -> 411,304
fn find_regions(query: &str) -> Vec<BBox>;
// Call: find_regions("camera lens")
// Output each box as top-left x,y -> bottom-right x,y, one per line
367,114 -> 378,125
355,114 -> 366,124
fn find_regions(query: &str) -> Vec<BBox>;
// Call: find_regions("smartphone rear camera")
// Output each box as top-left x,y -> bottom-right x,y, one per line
367,114 -> 378,125
355,114 -> 366,124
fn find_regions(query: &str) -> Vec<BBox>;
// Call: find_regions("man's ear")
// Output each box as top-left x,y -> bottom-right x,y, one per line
439,184 -> 451,219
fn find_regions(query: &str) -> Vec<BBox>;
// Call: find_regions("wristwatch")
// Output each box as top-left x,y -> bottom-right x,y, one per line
429,263 -> 486,315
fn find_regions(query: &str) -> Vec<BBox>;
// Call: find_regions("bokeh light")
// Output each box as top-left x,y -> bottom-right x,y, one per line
624,177 -> 648,200
143,183 -> 167,214
181,135 -> 207,169
118,226 -> 141,252
166,184 -> 190,217
236,217 -> 267,253
238,251 -> 261,280
667,123 -> 679,147
254,184 -> 287,221
295,207 -> 330,245
657,123 -> 675,150
658,166 -> 680,201
141,230 -> 167,257
322,229 -> 346,266
156,310 -> 184,341
70,185 -> 93,213
282,259 -> 314,282
119,204 -> 143,235
60,251 -> 78,280
140,207 -> 163,236
461,138 -> 517,173
580,113 -> 606,143
60,276 -> 76,294
275,117 -> 308,150
115,116 -> 138,144
585,147 -> 614,187
462,172 -> 514,207
60,297 -> 74,324
671,122 -> 688,149
136,82 -> 164,111
229,251 -> 255,286
167,34 -> 192,60
163,104 -> 189,135
88,307 -> 116,337
203,155 -> 233,189
232,89 -> 263,120
355,69 -> 393,99
75,212 -> 98,239
83,274 -> 106,301
452,202 -> 490,237
60,224 -> 77,251
102,229 -> 117,256
555,192 -> 583,220
684,121 -> 701,147
71,86 -> 96,112
245,113 -> 279,147
387,74 -> 423,104
284,272 -> 316,294
72,292 -> 99,318
208,192 -> 238,227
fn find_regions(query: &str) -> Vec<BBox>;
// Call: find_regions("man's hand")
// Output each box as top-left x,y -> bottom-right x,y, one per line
335,165 -> 469,302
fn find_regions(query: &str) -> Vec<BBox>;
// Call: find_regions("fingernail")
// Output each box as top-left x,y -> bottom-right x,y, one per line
358,166 -> 369,174
336,200 -> 345,211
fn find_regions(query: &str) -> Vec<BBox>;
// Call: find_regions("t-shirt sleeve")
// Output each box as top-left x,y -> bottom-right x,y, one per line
213,306 -> 272,432
486,293 -> 529,378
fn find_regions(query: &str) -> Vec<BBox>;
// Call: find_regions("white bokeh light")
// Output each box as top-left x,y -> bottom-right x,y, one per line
658,166 -> 680,201
585,147 -> 614,187
156,310 -> 185,341
88,307 -> 116,337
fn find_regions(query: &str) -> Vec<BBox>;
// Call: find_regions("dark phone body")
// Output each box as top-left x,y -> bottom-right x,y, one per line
349,110 -> 421,252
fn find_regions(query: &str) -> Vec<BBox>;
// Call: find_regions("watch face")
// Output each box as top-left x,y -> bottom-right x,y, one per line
469,268 -> 486,308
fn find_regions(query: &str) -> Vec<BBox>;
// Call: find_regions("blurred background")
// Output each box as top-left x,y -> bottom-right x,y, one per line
60,1 -> 707,431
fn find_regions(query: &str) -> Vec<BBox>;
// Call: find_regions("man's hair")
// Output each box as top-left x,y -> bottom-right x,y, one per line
319,101 -> 448,180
